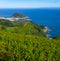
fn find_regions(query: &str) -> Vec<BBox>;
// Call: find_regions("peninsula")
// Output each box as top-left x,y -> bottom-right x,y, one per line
0,12 -> 31,21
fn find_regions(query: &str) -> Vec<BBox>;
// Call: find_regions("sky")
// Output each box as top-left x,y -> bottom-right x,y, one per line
0,0 -> 60,8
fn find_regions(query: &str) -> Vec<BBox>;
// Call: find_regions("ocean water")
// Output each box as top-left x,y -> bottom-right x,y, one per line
0,8 -> 60,37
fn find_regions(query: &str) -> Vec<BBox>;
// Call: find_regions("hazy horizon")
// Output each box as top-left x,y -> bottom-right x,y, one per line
0,0 -> 60,8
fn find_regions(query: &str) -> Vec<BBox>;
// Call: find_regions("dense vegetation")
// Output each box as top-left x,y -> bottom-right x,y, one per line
0,19 -> 60,61
0,19 -> 46,37
11,12 -> 26,18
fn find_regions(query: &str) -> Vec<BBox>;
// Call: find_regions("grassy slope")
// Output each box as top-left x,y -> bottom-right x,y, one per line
0,31 -> 60,61
0,19 -> 46,37
0,19 -> 60,61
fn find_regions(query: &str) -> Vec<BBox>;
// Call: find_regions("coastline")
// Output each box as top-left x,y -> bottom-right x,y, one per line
43,26 -> 51,33
43,26 -> 51,38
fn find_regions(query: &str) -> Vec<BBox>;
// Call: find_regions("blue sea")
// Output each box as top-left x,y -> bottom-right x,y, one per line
0,8 -> 60,37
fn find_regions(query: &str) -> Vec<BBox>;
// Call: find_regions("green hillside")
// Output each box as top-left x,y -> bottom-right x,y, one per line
0,19 -> 60,61
11,12 -> 26,18
0,19 -> 46,37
